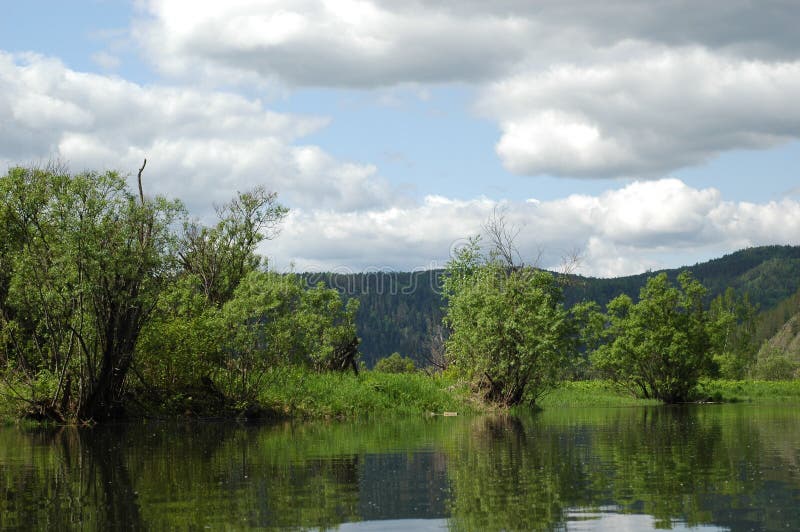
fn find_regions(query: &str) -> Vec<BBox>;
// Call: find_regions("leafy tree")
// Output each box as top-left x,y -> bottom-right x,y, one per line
442,238 -> 572,406
374,352 -> 416,373
568,300 -> 606,379
135,271 -> 360,408
708,287 -> 758,379
135,186 -> 289,405
178,186 -> 288,305
133,274 -> 227,395
0,165 -> 183,421
221,273 -> 359,370
591,272 -> 713,403
750,347 -> 799,380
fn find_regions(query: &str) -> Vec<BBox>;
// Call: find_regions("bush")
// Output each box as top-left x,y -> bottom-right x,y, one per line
750,352 -> 799,381
374,353 -> 416,373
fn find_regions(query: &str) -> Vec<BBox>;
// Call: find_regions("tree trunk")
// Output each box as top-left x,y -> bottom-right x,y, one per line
79,300 -> 141,421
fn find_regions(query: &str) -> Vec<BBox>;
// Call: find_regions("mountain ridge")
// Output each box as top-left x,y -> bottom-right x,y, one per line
300,245 -> 800,366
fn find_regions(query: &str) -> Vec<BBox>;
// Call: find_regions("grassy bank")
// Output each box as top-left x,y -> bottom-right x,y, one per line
258,367 -> 481,419
538,379 -> 800,408
696,379 -> 800,403
7,375 -> 800,425
537,380 -> 660,408
259,376 -> 800,417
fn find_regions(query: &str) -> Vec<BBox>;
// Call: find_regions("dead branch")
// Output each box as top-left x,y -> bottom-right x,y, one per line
137,158 -> 147,205
483,205 -> 523,268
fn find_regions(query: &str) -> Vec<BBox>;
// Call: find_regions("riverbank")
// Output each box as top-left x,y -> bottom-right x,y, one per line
125,367 -> 485,421
538,379 -> 800,408
695,378 -> 800,403
255,367 -> 482,419
537,380 -> 661,408
256,376 -> 800,417
5,375 -> 800,425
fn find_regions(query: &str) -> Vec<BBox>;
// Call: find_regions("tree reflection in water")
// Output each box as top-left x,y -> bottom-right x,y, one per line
0,407 -> 798,530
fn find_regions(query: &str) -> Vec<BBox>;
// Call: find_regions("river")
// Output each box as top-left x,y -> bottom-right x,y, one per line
1,405 -> 799,530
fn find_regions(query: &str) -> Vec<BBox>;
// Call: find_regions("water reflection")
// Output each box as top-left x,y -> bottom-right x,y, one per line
0,406 -> 798,530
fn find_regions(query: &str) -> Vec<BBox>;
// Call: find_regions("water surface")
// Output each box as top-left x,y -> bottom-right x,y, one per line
1,405 -> 799,530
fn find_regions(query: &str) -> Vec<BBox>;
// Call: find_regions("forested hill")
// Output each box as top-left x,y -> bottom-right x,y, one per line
299,270 -> 446,367
300,245 -> 800,366
563,245 -> 800,309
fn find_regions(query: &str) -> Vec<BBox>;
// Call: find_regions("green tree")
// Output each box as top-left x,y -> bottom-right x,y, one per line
133,274 -> 227,395
708,287 -> 758,379
221,273 -> 359,370
135,272 -> 360,409
178,186 -> 288,305
750,347 -> 799,380
374,352 -> 416,373
0,165 -> 183,421
592,272 -> 713,403
442,238 -> 572,406
134,186 -> 288,406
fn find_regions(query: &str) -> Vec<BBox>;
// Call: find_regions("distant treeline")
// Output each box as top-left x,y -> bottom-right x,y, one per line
302,245 -> 800,366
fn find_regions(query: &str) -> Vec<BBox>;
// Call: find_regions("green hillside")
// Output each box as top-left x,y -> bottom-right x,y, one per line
301,245 -> 800,367
563,245 -> 800,308
753,284 -> 800,378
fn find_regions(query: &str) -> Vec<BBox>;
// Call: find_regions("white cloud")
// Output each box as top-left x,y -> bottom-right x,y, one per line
136,0 -> 800,87
268,179 -> 800,277
4,7 -> 800,279
0,52 -> 395,215
134,0 -> 529,87
479,48 -> 800,177
133,1 -> 800,179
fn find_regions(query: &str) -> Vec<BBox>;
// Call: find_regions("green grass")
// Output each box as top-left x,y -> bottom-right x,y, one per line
258,367 -> 481,419
537,380 -> 660,408
536,379 -> 800,408
696,378 -> 800,404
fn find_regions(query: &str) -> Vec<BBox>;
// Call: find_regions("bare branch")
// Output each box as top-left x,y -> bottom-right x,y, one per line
558,247 -> 584,283
137,158 -> 147,205
482,205 -> 523,268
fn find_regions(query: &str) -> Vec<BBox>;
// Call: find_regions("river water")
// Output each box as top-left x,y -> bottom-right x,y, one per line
1,405 -> 799,530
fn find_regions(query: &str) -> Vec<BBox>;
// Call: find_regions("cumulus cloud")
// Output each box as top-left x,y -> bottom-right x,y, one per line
136,0 -> 800,87
133,1 -> 800,179
0,52 -> 395,214
269,179 -> 800,277
4,5 -> 799,279
134,0 -> 529,87
479,48 -> 800,177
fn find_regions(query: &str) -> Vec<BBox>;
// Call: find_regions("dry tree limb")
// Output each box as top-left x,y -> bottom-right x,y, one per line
137,158 -> 147,205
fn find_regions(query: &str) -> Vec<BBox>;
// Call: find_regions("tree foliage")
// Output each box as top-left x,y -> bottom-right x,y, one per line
708,287 -> 758,379
178,186 -> 288,305
591,272 -> 714,403
374,352 -> 416,374
0,164 -> 363,421
442,238 -> 572,406
0,165 -> 183,421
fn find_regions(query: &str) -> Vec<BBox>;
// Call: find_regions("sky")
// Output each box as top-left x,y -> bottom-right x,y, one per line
1,0 -> 799,277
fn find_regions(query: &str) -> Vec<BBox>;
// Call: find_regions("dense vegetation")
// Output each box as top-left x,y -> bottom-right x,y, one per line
0,165 -> 369,422
312,246 -> 800,367
442,237 -> 572,406
0,165 -> 185,421
589,272 -> 714,402
1,165 -> 797,423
